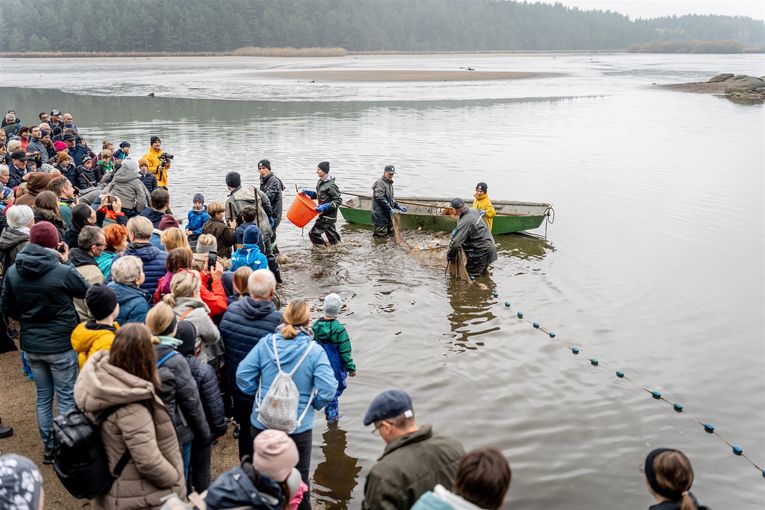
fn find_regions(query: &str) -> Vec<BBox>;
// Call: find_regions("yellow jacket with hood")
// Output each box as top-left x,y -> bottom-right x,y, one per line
142,147 -> 170,187
472,193 -> 496,231
71,322 -> 119,369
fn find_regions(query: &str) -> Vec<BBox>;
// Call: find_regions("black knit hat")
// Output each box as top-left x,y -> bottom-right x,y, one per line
317,161 -> 330,173
226,171 -> 241,188
85,284 -> 118,321
258,159 -> 271,170
150,136 -> 161,145
476,182 -> 488,192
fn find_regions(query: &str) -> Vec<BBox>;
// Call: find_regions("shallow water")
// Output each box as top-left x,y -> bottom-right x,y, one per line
1,53 -> 764,509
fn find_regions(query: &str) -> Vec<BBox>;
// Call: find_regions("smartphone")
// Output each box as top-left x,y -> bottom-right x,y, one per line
56,242 -> 67,254
207,252 -> 218,271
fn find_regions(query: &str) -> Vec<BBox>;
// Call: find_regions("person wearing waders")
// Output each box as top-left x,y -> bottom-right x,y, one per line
371,164 -> 407,238
447,198 -> 498,277
301,161 -> 342,246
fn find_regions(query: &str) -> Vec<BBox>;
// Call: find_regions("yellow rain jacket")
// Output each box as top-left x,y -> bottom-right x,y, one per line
142,146 -> 170,187
71,322 -> 119,368
472,193 -> 496,231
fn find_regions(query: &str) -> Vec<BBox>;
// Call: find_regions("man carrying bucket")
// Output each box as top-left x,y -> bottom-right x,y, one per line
300,161 -> 343,246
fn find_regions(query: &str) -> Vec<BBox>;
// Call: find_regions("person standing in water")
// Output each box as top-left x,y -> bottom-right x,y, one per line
472,182 -> 496,232
301,161 -> 342,246
447,198 -> 498,277
371,164 -> 407,238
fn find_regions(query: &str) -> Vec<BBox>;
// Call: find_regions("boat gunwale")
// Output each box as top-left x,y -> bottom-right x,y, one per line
341,193 -> 552,214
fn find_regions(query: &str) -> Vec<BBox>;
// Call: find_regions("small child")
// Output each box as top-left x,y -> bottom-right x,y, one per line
138,158 -> 158,193
70,284 -> 120,368
233,206 -> 259,250
230,225 -> 268,272
186,193 -> 209,243
312,293 -> 356,424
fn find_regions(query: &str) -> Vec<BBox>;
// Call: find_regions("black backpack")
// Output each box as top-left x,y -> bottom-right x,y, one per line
51,405 -> 134,499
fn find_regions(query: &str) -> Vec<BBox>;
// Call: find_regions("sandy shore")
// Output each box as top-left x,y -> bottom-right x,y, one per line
260,69 -> 563,82
657,81 -> 728,93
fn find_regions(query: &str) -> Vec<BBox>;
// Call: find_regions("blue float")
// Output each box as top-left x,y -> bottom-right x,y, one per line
571,346 -> 580,355
673,402 -> 684,412
616,370 -> 625,378
517,311 -> 524,319
704,423 -> 715,433
651,390 -> 662,400
590,358 -> 599,366
732,445 -> 743,456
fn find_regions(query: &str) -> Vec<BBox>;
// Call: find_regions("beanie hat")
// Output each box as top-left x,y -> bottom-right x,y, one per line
476,182 -> 488,193
243,224 -> 262,246
258,159 -> 271,171
175,320 -> 198,357
317,161 -> 330,173
119,141 -> 130,148
29,221 -> 60,249
56,151 -> 70,164
192,193 -> 205,204
40,128 -> 51,137
323,293 -> 342,318
0,454 -> 44,510
158,214 -> 180,231
53,140 -> 67,152
225,171 -> 241,188
150,136 -> 161,145
252,430 -> 299,483
196,236 -> 218,255
82,155 -> 92,163
85,284 -> 118,321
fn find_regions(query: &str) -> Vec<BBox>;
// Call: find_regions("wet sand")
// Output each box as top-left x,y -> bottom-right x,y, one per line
260,69 -> 563,82
657,81 -> 728,93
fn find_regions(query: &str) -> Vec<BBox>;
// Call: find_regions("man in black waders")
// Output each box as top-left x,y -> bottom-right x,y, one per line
371,164 -> 408,238
301,161 -> 343,246
447,198 -> 498,276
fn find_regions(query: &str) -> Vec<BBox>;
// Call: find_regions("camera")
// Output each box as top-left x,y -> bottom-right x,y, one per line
207,252 -> 217,271
56,242 -> 67,254
158,152 -> 174,165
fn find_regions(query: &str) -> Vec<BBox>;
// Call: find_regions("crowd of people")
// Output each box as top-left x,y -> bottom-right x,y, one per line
0,108 -> 710,509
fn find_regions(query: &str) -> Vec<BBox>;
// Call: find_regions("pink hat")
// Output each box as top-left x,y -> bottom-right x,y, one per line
252,430 -> 299,482
53,140 -> 68,152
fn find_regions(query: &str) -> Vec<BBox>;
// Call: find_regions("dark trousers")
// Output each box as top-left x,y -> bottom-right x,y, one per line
253,427 -> 313,510
373,224 -> 394,238
189,439 -> 212,492
233,396 -> 254,460
308,217 -> 340,246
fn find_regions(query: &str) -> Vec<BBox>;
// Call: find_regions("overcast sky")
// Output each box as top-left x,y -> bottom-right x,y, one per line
549,1 -> 765,21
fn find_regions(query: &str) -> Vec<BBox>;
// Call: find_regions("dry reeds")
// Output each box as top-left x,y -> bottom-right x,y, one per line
0,51 -> 225,58
230,46 -> 347,57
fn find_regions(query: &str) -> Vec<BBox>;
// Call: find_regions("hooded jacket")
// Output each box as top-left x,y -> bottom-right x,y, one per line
108,281 -> 151,326
140,208 -> 165,229
103,160 -> 150,212
70,321 -> 118,368
471,194 -> 496,231
230,244 -> 268,272
125,242 -> 167,297
186,207 -> 209,236
68,143 -> 89,167
236,330 -> 338,434
14,173 -> 54,207
74,350 -> 186,510
0,226 -> 29,276
219,298 -> 282,400
171,297 -> 223,363
143,147 -> 169,187
315,176 -> 342,221
260,172 -> 284,230
371,175 -> 399,226
224,186 -> 273,242
205,460 -> 284,510
447,208 -> 498,272
0,243 -> 89,354
411,485 -> 483,510
186,355 -> 227,439
70,247 -> 105,321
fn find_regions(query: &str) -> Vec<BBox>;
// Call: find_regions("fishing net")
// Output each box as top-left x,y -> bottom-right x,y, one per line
391,214 -> 470,280
446,248 -> 471,282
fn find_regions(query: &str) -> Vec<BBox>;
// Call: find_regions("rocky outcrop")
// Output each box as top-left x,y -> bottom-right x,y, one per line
661,73 -> 764,103
708,73 -> 734,83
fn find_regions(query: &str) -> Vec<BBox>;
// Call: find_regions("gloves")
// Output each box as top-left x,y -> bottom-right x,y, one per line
315,203 -> 331,213
479,210 -> 486,217
398,206 -> 408,213
390,208 -> 399,216
300,189 -> 317,199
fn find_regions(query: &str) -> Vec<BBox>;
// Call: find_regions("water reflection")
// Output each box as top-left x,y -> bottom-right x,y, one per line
495,232 -> 555,260
312,427 -> 361,510
445,272 -> 498,351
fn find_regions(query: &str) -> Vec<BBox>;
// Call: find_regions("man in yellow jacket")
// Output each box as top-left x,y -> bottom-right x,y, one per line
472,182 -> 496,232
142,136 -> 171,188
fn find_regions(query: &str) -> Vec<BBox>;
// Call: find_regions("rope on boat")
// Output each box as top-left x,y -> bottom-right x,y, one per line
544,206 -> 555,239
498,299 -> 765,478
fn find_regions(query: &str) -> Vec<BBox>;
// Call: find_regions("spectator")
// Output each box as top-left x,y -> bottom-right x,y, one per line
101,158 -> 150,216
114,141 -> 130,160
138,158 -> 158,193
230,224 -> 268,272
185,193 -> 209,245
74,155 -> 100,189
14,173 -> 54,207
642,448 -> 709,510
0,221 -> 89,462
0,454 -> 44,509
70,225 -> 107,321
8,150 -> 28,188
108,255 -> 151,325
0,204 -> 33,278
95,223 -> 128,278
141,188 -> 171,228
27,126 -> 48,165
160,225 -> 189,252
48,175 -> 76,226
74,324 -> 186,508
70,284 -> 120,368
191,234 -> 217,272
202,201 -> 235,258
362,389 -> 465,510
63,202 -> 96,248
125,216 -> 167,298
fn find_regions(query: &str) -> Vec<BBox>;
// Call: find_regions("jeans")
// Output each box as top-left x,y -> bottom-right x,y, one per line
253,427 -> 313,510
26,350 -> 78,449
181,441 -> 192,483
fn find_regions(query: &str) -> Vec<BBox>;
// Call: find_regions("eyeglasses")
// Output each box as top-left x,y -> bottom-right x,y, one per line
371,421 -> 388,435
94,243 -> 107,247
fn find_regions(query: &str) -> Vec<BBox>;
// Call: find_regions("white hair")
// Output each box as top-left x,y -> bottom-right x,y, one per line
7,140 -> 22,152
248,269 -> 276,298
6,205 -> 34,228
110,255 -> 143,284
0,164 -> 8,176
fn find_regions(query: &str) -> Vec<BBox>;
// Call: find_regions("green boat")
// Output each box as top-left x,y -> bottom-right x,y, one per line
339,194 -> 553,235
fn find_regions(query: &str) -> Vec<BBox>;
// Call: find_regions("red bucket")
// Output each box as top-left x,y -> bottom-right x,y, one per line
287,193 -> 318,228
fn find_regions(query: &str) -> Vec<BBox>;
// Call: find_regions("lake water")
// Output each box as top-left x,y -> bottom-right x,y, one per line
1,53 -> 764,509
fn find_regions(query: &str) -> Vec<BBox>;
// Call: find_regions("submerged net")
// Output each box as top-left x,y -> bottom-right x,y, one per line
446,247 -> 471,282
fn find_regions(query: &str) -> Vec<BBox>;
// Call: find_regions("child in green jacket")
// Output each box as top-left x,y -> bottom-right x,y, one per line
312,293 -> 356,423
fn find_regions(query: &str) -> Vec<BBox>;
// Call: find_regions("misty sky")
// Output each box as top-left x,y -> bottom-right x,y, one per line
551,1 -> 765,21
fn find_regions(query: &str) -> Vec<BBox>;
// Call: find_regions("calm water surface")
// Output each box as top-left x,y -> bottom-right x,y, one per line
1,53 -> 763,509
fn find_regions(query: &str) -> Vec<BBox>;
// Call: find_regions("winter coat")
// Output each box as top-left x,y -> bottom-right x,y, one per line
204,460 -> 283,510
186,355 -> 227,438
68,143 -> 89,167
94,250 -> 118,278
260,173 -> 284,230
447,208 -> 498,272
70,247 -> 106,321
472,194 -> 496,231
202,218 -> 235,258
63,222 -> 82,249
186,208 -> 209,236
140,171 -> 158,194
312,318 -> 355,392
125,242 -> 167,298
225,186 -> 273,241
0,226 -> 29,277
8,163 -> 26,188
103,160 -> 150,213
314,176 -> 342,221
74,350 -> 186,510
75,164 -> 103,190
70,321 -> 118,368
236,330 -> 338,434
172,297 -> 223,363
108,281 -> 151,325
371,175 -> 399,226
230,243 -> 268,272
362,425 -> 465,510
1,243 -> 89,353
647,494 -> 709,510
143,147 -> 170,188
411,485 -> 483,510
141,208 -> 165,229
14,173 -> 54,207
26,138 -> 49,164
219,298 -> 282,401
154,343 -> 210,446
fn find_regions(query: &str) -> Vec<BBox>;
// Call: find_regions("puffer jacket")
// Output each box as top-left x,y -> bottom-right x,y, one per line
219,298 -> 282,400
70,247 -> 105,321
154,343 -> 210,446
141,208 -> 165,229
224,186 -> 272,241
68,143 -> 89,167
186,208 -> 209,236
124,242 -> 167,298
0,243 -> 89,354
204,460 -> 283,510
140,171 -> 158,193
186,355 -> 227,439
172,297 -> 223,363
236,330 -> 338,434
70,321 -> 118,368
74,350 -> 186,510
315,176 -> 342,221
102,159 -> 150,212
371,175 -> 399,226
108,281 -> 151,325
0,226 -> 29,277
14,173 -> 54,207
259,173 -> 284,230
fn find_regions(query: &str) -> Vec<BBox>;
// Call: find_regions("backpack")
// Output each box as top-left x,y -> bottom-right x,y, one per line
256,334 -> 316,434
52,406 -> 132,499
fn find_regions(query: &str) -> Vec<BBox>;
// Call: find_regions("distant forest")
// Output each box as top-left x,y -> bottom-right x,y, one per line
1,0 -> 763,52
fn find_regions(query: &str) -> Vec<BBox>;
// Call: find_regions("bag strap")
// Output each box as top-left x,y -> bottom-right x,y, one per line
288,340 -> 315,377
177,307 -> 194,322
296,388 -> 317,427
156,350 -> 177,368
113,449 -> 132,477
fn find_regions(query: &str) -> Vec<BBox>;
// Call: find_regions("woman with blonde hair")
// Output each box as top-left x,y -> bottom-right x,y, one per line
642,448 -> 708,510
161,227 -> 189,252
236,299 -> 337,510
162,270 -> 223,364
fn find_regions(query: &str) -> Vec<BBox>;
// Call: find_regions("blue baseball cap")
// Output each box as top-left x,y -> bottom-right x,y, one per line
363,389 -> 414,426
